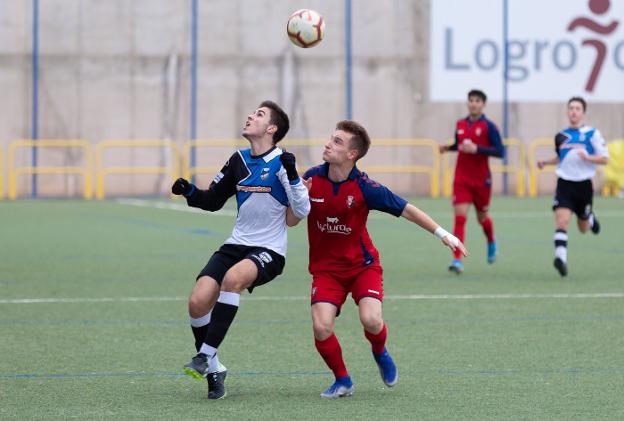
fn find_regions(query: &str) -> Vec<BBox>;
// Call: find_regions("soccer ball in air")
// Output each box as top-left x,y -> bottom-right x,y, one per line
287,9 -> 325,48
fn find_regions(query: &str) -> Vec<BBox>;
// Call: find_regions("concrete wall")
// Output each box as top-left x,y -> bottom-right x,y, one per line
1,0 -> 622,197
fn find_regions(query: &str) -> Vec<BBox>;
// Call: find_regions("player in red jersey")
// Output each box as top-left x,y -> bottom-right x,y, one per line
439,89 -> 504,274
298,120 -> 467,398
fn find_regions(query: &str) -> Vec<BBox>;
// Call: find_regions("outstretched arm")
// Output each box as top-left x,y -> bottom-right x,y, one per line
537,156 -> 560,169
401,203 -> 468,256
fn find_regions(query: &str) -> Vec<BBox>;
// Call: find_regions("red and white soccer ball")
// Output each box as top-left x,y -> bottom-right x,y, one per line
287,9 -> 325,48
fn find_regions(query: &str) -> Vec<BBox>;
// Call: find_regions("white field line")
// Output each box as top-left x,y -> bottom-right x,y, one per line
116,199 -> 623,219
2,292 -> 624,305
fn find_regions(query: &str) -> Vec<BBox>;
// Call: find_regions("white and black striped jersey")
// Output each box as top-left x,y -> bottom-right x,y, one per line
184,146 -> 310,257
554,125 -> 609,181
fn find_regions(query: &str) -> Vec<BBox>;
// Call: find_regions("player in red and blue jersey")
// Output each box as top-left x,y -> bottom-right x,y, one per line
299,120 -> 467,398
439,89 -> 504,274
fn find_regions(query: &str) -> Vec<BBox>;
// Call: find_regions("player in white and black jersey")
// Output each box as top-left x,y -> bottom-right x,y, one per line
537,97 -> 609,277
171,100 -> 310,399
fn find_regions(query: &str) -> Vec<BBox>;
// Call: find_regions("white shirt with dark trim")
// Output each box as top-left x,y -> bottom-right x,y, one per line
185,146 -> 310,257
555,125 -> 609,182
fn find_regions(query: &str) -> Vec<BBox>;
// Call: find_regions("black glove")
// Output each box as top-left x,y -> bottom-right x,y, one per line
171,178 -> 193,196
280,151 -> 299,182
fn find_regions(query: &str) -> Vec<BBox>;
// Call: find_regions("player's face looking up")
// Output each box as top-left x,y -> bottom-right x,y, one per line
567,101 -> 585,128
323,130 -> 358,164
467,95 -> 485,119
242,106 -> 276,141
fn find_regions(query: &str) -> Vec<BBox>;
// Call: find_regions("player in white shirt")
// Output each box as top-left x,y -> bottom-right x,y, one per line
537,97 -> 609,277
171,100 -> 310,398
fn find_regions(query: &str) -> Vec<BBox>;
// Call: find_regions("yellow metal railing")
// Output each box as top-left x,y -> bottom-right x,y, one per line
361,139 -> 440,198
95,140 -> 180,199
184,139 -> 441,197
442,139 -> 525,197
491,139 -> 526,197
528,138 -> 556,197
183,139 -> 249,180
601,139 -> 624,197
8,140 -> 92,199
8,137 -> 622,199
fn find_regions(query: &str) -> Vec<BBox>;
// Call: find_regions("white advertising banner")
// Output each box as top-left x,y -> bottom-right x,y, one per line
430,0 -> 624,102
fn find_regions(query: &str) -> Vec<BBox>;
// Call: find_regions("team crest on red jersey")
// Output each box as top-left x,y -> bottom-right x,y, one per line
476,128 -> 482,136
346,195 -> 354,208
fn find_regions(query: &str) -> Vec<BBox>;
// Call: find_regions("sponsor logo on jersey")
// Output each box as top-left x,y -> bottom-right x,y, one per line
310,197 -> 324,203
476,128 -> 482,136
260,167 -> 270,180
457,129 -> 464,135
236,185 -> 272,193
346,195 -> 354,208
560,143 -> 586,150
213,172 -> 224,184
316,216 -> 352,235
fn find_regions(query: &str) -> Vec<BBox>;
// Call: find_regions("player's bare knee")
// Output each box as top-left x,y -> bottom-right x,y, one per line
360,314 -> 383,333
188,292 -> 208,317
312,322 -> 333,340
220,276 -> 245,293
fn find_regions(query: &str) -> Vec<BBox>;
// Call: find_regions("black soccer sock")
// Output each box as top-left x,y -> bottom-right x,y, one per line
190,312 -> 212,352
202,292 -> 240,350
554,229 -> 568,262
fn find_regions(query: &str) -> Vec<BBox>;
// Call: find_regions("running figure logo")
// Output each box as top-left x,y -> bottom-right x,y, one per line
567,0 -> 619,92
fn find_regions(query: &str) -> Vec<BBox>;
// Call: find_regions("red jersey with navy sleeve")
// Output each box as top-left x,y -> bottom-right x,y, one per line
450,114 -> 504,187
303,163 -> 408,274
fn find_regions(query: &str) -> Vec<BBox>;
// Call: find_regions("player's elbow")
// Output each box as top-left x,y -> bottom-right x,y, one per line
286,217 -> 301,227
494,146 -> 505,158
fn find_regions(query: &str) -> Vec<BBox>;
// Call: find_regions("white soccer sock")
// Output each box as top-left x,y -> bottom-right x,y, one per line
198,343 -> 222,372
588,213 -> 595,227
190,312 -> 211,327
554,230 -> 568,263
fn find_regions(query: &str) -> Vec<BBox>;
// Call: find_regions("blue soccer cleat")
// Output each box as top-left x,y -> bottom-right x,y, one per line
320,375 -> 354,398
373,348 -> 398,387
487,241 -> 497,264
448,259 -> 463,274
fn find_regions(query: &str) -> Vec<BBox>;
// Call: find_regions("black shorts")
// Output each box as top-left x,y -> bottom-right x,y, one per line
197,244 -> 285,293
552,178 -> 593,220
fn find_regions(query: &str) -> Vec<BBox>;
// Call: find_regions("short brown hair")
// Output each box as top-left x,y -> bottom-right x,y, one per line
568,96 -> 587,112
468,89 -> 487,102
259,100 -> 290,143
336,120 -> 371,161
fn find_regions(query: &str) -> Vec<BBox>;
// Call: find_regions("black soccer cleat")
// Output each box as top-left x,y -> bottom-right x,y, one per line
553,257 -> 568,277
207,369 -> 227,400
183,353 -> 209,380
590,214 -> 600,234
